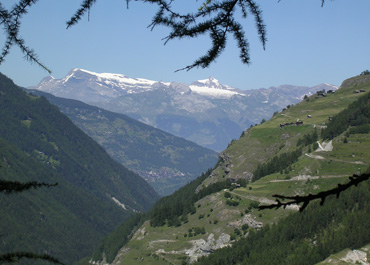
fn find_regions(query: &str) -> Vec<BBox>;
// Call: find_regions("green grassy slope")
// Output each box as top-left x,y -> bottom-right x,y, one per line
196,179 -> 370,265
209,74 -> 370,185
0,73 -> 160,264
317,243 -> 370,264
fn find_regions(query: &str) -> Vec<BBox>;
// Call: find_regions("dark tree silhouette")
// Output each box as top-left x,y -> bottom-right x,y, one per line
0,179 -> 57,193
0,167 -> 63,264
0,252 -> 64,264
259,173 -> 370,212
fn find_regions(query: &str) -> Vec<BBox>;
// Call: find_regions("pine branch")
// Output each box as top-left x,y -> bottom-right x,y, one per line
258,173 -> 370,212
0,0 -> 51,73
0,180 -> 58,193
0,0 -> 330,72
66,0 -> 97,28
0,252 -> 64,264
146,0 -> 266,71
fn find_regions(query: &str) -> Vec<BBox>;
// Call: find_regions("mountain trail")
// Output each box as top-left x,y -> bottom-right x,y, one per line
270,174 -> 348,183
305,152 -> 366,165
305,153 -> 325,160
228,191 -> 299,211
228,190 -> 275,205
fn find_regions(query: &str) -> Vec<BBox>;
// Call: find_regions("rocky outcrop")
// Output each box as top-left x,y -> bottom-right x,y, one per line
228,214 -> 263,230
185,233 -> 231,263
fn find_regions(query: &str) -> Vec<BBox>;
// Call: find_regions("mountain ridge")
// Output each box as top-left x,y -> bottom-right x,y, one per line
31,69 -> 337,151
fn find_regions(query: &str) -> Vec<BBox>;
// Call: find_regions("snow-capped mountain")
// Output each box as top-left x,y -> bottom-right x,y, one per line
35,69 -> 167,102
31,69 -> 337,151
189,76 -> 243,97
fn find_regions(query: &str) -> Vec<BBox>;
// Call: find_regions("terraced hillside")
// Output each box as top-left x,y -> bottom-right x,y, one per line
83,74 -> 370,265
210,74 -> 370,185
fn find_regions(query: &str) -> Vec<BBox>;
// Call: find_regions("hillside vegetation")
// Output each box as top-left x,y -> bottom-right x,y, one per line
0,73 -> 159,264
30,91 -> 218,196
83,74 -> 370,265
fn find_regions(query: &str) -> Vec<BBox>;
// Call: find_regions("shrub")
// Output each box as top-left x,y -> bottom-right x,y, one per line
226,199 -> 239,206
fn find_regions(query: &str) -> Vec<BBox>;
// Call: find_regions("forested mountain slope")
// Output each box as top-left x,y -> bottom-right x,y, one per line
0,73 -> 159,264
29,90 -> 218,196
83,73 -> 370,265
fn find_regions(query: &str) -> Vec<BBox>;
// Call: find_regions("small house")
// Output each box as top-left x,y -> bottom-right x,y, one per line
296,121 -> 303,125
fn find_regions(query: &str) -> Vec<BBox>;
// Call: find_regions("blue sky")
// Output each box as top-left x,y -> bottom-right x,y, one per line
0,0 -> 369,90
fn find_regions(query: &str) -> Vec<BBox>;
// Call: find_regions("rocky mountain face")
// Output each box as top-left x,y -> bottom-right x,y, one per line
32,69 -> 337,151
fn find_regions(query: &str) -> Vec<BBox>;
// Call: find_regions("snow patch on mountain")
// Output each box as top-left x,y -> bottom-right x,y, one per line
79,69 -> 158,86
190,76 -> 242,97
324,83 -> 339,90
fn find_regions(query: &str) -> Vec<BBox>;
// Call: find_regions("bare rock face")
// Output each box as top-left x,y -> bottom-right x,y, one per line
185,233 -> 231,263
228,214 -> 263,230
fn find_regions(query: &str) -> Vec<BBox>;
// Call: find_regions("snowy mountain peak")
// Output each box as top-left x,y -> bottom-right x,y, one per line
32,69 -> 174,102
324,83 -> 339,90
190,77 -> 240,97
68,68 -> 161,88
198,76 -> 220,86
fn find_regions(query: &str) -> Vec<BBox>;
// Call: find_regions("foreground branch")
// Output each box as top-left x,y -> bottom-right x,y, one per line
0,252 -> 64,264
259,173 -> 370,212
0,180 -> 58,193
1,1 -> 329,72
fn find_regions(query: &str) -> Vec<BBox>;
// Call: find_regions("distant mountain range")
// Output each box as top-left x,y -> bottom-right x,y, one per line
32,69 -> 338,151
30,90 -> 218,196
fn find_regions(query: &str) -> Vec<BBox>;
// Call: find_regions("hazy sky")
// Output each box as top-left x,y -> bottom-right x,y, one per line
0,0 -> 369,90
